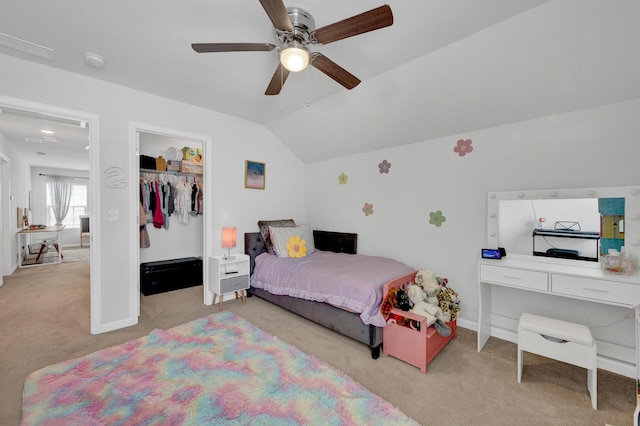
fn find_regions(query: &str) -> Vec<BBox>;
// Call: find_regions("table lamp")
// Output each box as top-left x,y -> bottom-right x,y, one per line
222,227 -> 236,260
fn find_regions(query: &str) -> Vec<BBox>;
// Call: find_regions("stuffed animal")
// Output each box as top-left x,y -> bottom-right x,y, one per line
414,269 -> 437,288
437,277 -> 461,321
394,287 -> 412,312
414,270 -> 441,305
407,284 -> 451,337
406,285 -> 437,327
380,288 -> 398,319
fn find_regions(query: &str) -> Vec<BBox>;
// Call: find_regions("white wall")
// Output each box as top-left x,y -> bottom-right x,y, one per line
306,98 -> 640,364
0,131 -> 31,274
0,54 -> 306,332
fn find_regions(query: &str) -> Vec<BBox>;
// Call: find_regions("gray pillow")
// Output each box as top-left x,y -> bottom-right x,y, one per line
257,219 -> 296,255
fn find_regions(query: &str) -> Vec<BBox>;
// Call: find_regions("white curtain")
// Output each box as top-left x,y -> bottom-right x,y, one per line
47,176 -> 73,226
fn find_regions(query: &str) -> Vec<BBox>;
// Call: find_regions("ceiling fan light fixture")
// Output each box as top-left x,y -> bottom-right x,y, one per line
279,42 -> 309,72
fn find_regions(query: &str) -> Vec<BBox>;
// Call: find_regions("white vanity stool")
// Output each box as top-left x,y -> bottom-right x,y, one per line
517,313 -> 597,410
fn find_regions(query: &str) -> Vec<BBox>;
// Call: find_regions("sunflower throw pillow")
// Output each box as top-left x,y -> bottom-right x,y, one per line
286,235 -> 307,258
269,225 -> 315,257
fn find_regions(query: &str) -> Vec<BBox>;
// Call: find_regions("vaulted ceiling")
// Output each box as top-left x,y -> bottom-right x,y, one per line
1,0 -> 639,165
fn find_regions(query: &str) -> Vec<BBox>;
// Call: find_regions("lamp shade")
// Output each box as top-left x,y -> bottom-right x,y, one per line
280,42 -> 310,72
222,227 -> 237,249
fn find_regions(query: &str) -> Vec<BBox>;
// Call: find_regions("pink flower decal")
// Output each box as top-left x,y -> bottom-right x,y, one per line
362,203 -> 374,216
378,160 -> 391,174
454,139 -> 473,157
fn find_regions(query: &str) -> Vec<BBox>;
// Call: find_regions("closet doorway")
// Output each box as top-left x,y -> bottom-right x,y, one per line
132,123 -> 212,319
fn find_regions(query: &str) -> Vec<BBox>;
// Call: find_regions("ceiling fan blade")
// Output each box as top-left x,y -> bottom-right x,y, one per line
312,5 -> 393,45
191,43 -> 276,53
259,0 -> 294,32
310,53 -> 361,90
265,63 -> 291,95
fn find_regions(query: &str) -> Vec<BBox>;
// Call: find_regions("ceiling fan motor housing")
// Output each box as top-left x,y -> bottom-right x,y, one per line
277,7 -> 316,44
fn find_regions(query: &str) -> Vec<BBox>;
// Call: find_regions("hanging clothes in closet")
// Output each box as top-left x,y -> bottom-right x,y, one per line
139,171 -> 203,246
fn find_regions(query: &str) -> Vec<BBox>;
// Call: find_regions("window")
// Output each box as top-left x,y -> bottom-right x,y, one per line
46,184 -> 87,228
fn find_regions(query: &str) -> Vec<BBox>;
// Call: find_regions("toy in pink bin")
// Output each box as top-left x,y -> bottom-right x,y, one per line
414,270 -> 440,305
436,276 -> 461,321
406,284 -> 437,327
407,280 -> 451,337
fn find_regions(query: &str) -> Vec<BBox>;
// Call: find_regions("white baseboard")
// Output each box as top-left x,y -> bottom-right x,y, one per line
95,317 -> 137,334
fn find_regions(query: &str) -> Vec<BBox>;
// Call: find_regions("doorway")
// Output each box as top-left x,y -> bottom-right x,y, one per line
0,95 -> 100,332
130,122 -> 212,319
0,151 -> 9,286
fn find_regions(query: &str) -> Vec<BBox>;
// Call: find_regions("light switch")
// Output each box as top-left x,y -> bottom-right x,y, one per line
104,208 -> 120,221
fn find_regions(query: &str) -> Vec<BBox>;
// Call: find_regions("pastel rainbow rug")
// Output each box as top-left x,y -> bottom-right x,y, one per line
21,311 -> 418,425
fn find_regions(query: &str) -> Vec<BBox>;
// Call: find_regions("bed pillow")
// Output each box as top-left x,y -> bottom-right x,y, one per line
269,225 -> 315,258
257,219 -> 296,255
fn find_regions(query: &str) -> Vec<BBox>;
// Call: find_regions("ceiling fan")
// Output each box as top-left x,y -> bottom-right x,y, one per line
192,0 -> 393,95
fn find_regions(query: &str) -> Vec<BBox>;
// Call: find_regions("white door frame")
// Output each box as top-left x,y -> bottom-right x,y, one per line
129,122 -> 212,319
0,151 -> 10,286
0,95 -> 101,332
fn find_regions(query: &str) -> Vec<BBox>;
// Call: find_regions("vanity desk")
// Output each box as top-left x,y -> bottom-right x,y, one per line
478,255 -> 640,374
482,185 -> 640,379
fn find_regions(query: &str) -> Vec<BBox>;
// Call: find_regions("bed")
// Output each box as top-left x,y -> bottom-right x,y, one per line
245,229 -> 416,359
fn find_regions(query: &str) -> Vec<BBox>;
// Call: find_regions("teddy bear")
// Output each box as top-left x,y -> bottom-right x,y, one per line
436,277 -> 461,321
406,284 -> 437,327
407,284 -> 451,336
414,270 -> 441,306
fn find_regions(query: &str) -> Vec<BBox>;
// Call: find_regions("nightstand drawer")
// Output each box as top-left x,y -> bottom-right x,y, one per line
480,264 -> 548,291
220,274 -> 249,293
551,274 -> 638,306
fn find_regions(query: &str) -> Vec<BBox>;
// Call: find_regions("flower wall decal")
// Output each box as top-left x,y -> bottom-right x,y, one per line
429,210 -> 446,227
362,203 -> 374,216
378,160 -> 391,174
454,139 -> 473,157
338,172 -> 348,185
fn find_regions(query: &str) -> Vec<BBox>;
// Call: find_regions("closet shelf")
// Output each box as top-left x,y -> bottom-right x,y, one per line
140,168 -> 202,177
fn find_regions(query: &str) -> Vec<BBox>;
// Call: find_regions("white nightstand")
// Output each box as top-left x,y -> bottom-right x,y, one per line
209,254 -> 250,310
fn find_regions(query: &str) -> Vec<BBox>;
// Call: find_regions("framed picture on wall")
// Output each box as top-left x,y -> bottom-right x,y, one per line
245,160 -> 266,190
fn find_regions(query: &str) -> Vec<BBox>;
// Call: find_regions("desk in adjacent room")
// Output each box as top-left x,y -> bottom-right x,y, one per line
17,225 -> 64,268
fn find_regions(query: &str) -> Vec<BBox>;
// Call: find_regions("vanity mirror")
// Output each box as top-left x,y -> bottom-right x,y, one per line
487,186 -> 640,267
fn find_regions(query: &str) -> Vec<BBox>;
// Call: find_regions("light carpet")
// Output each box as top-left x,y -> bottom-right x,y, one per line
61,247 -> 90,263
21,311 -> 418,425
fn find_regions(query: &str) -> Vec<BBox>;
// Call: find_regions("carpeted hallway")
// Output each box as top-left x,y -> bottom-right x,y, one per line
0,260 -> 636,425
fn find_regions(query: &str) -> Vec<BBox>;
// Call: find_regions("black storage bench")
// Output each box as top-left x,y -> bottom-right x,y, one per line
140,257 -> 203,296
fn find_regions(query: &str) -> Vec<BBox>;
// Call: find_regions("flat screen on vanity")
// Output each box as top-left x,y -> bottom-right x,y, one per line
486,186 -> 640,265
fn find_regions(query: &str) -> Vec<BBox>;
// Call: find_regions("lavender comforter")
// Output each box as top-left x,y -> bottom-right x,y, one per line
251,250 -> 415,327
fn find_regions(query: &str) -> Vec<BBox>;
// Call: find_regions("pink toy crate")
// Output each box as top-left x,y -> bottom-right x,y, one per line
382,271 -> 457,373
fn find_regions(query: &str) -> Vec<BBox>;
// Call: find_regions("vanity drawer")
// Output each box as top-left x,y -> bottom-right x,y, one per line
220,274 -> 249,294
551,274 -> 639,306
480,264 -> 548,291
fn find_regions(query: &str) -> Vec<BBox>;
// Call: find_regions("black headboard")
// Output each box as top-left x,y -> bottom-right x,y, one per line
245,230 -> 357,274
313,230 -> 357,254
